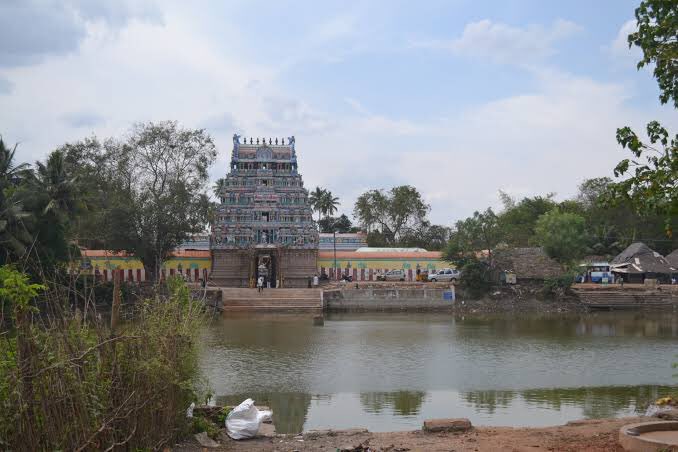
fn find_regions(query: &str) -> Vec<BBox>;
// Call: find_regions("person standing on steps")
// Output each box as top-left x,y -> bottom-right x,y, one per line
313,273 -> 319,288
257,275 -> 264,293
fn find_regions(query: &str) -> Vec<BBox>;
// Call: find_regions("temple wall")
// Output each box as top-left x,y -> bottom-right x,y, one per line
280,249 -> 318,287
210,249 -> 251,287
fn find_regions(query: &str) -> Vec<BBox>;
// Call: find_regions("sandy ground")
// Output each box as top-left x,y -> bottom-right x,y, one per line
175,417 -> 647,451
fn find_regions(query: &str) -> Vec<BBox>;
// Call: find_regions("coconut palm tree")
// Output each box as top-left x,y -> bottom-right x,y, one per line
0,197 -> 32,265
320,190 -> 340,219
34,150 -> 78,222
0,137 -> 30,187
308,186 -> 326,223
212,177 -> 227,199
0,138 -> 32,264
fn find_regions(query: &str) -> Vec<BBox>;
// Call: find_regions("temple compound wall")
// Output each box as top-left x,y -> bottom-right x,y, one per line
210,135 -> 319,288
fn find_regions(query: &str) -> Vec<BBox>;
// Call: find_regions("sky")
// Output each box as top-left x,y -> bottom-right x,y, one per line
2,0 -> 677,225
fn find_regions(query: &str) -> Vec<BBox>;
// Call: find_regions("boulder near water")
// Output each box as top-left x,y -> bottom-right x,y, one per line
423,418 -> 472,433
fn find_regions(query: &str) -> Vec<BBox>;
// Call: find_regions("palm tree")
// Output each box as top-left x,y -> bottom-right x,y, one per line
0,138 -> 32,264
308,186 -> 326,223
0,137 -> 30,187
34,150 -> 77,221
213,178 -> 227,199
0,196 -> 32,265
320,190 -> 340,219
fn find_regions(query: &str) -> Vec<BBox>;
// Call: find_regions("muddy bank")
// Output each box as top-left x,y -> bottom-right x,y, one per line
175,416 -> 646,451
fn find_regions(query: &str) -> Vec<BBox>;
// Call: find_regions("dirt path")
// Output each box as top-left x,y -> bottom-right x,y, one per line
176,417 -> 645,451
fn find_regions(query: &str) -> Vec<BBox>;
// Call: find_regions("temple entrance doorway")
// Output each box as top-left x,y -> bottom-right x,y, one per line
255,254 -> 277,288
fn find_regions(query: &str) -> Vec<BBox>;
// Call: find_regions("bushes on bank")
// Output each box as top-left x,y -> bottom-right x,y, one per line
459,260 -> 492,298
541,274 -> 575,299
0,268 -> 207,451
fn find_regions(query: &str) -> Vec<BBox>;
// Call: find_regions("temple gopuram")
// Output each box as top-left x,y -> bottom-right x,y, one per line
210,134 -> 319,287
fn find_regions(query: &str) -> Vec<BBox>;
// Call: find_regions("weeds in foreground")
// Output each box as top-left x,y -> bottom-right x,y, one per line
0,268 -> 208,451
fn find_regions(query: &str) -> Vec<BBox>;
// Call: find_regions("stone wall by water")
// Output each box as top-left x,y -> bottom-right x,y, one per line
324,287 -> 456,311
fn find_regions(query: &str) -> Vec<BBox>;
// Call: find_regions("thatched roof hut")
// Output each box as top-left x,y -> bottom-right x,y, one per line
610,242 -> 675,282
666,249 -> 678,269
492,247 -> 564,281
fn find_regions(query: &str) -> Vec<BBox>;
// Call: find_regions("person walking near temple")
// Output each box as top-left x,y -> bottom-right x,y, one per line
313,273 -> 319,288
257,275 -> 264,293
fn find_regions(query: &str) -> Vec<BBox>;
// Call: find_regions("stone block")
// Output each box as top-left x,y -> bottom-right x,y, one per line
657,409 -> 678,420
423,418 -> 472,433
194,431 -> 219,448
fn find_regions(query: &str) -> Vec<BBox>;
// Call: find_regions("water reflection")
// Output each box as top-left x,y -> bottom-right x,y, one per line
201,312 -> 678,432
360,391 -> 427,416
463,390 -> 516,414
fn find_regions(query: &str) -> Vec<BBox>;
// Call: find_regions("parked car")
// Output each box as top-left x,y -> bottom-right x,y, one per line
428,268 -> 461,282
377,269 -> 406,281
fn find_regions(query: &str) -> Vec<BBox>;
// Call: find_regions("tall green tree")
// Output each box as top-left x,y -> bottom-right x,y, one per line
212,178 -> 227,199
320,190 -> 340,219
19,150 -> 80,268
497,194 -> 557,247
353,185 -> 429,246
318,214 -> 354,233
0,139 -> 32,266
629,0 -> 678,109
105,121 -> 216,281
610,0 -> 678,235
33,150 -> 78,223
308,186 -> 326,224
444,208 -> 503,266
534,209 -> 587,265
400,222 -> 450,250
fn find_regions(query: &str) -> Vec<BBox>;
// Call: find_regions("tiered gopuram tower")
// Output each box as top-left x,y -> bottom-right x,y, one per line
210,134 -> 319,287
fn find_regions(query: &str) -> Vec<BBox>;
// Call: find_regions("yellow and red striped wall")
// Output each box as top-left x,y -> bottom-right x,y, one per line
76,249 -> 449,282
77,250 -> 211,282
317,250 -> 449,281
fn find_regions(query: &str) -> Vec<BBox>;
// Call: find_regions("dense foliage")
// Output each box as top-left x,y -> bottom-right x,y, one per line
318,214 -> 357,233
444,208 -> 502,266
609,0 -> 677,234
0,270 -> 207,450
450,177 -> 677,261
309,186 -> 340,225
629,0 -> 678,109
352,185 -> 449,249
534,209 -> 587,265
1,122 -> 216,281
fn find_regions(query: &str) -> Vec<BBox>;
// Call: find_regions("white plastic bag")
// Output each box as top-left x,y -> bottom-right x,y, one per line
225,398 -> 272,440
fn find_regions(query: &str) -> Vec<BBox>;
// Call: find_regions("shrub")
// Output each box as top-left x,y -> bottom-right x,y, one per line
460,259 -> 492,298
542,274 -> 575,299
0,270 -> 207,450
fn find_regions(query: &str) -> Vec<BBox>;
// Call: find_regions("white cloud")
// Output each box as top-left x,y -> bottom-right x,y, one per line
607,19 -> 643,67
0,0 -> 161,67
412,19 -> 581,64
297,68 -> 676,225
2,4 -> 676,229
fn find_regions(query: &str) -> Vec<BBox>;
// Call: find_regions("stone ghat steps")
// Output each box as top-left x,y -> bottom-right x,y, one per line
221,288 -> 322,298
221,288 -> 322,311
576,290 -> 675,307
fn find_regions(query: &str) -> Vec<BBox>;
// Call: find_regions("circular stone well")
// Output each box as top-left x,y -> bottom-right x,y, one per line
619,421 -> 678,451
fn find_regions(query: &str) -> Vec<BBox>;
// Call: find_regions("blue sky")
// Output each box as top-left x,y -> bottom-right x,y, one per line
1,0 -> 676,225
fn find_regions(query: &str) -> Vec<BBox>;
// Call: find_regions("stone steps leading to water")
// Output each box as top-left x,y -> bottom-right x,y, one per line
575,290 -> 675,308
220,288 -> 322,311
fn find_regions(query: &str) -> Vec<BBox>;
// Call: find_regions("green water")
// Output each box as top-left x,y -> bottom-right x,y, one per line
199,311 -> 678,433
